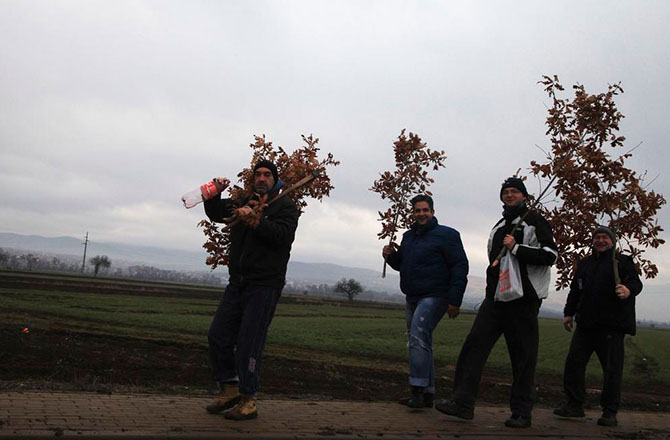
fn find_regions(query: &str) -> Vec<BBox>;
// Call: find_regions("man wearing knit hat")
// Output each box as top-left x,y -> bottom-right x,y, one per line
436,176 -> 558,428
202,160 -> 299,420
554,225 -> 642,427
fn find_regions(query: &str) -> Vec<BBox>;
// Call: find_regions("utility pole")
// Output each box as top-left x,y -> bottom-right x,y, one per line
81,232 -> 89,273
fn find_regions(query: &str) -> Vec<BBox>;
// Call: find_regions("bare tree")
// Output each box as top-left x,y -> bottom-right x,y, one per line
90,255 -> 112,276
334,278 -> 363,302
21,253 -> 39,271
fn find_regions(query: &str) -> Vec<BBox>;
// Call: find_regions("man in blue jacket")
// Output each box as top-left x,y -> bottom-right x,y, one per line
383,194 -> 469,409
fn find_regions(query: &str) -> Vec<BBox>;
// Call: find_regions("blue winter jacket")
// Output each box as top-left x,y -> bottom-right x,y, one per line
386,217 -> 469,305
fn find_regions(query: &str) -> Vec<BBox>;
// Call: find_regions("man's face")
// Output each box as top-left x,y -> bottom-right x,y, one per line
253,167 -> 275,195
412,201 -> 434,225
593,233 -> 613,253
501,187 -> 526,207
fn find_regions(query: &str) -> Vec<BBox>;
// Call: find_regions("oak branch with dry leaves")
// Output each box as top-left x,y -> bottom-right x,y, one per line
529,75 -> 665,289
198,134 -> 339,270
370,129 -> 447,277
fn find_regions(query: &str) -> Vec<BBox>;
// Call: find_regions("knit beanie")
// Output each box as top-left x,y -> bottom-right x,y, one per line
253,160 -> 279,183
500,177 -> 529,200
593,225 -> 615,242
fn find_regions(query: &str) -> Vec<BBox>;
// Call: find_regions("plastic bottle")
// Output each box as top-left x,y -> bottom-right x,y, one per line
181,180 -> 225,209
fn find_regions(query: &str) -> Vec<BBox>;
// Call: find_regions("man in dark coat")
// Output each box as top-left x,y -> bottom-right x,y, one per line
436,177 -> 558,428
554,226 -> 642,427
202,160 -> 299,420
383,194 -> 469,409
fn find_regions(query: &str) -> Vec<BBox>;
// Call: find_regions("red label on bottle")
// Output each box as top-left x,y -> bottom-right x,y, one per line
200,182 -> 219,200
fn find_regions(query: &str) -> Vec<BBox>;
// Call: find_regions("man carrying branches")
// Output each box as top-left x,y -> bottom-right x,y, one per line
202,160 -> 299,420
383,194 -> 469,410
554,225 -> 642,427
436,177 -> 558,428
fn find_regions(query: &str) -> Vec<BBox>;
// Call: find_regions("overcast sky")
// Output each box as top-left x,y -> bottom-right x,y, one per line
2,1 -> 670,295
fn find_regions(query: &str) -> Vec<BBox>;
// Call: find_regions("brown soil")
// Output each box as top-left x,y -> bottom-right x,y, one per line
1,325 -> 668,413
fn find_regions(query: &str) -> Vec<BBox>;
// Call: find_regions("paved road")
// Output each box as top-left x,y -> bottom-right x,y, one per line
1,391 -> 669,439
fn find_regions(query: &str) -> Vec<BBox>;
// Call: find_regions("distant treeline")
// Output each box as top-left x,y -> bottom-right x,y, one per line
0,247 -> 402,303
0,247 -> 225,286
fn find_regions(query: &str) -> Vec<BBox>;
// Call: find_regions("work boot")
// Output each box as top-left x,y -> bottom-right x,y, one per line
504,414 -> 532,428
398,393 -> 434,408
224,395 -> 258,421
434,400 -> 474,420
553,403 -> 585,418
205,383 -> 241,414
407,386 -> 426,409
597,410 -> 618,427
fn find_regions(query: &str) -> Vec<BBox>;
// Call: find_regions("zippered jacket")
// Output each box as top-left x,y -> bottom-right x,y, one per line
564,249 -> 642,335
386,217 -> 469,306
485,204 -> 558,302
204,180 -> 299,288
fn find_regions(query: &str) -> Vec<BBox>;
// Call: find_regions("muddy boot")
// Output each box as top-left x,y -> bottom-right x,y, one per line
435,400 -> 474,420
206,383 -> 241,414
398,393 -> 434,408
504,414 -> 532,428
553,403 -> 585,418
597,410 -> 618,427
407,386 -> 426,409
224,395 -> 258,421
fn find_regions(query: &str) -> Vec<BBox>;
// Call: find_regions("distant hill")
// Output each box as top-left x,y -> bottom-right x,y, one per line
0,231 -> 489,308
0,231 -> 623,319
4,230 -> 668,323
0,231 -> 209,271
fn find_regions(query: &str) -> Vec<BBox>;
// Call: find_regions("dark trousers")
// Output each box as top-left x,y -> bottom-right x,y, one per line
563,326 -> 624,414
452,298 -> 540,417
207,283 -> 282,395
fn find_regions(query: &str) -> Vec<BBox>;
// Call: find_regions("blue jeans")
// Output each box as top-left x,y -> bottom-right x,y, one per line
405,296 -> 450,394
207,283 -> 282,395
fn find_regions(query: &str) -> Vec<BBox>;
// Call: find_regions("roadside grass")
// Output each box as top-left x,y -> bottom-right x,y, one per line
1,287 -> 668,386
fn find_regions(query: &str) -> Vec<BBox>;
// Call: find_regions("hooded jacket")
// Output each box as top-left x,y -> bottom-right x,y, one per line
564,249 -> 642,335
204,180 -> 299,288
386,217 -> 469,306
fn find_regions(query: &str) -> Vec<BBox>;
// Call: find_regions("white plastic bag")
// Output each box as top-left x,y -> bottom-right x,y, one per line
495,252 -> 524,302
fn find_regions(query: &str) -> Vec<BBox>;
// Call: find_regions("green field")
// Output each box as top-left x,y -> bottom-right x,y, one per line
2,284 -> 669,387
